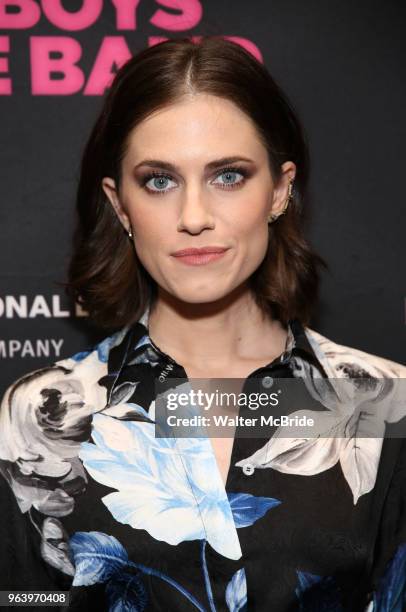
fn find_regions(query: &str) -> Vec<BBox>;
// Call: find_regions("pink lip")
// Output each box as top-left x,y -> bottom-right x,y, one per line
172,247 -> 229,256
171,247 -> 229,266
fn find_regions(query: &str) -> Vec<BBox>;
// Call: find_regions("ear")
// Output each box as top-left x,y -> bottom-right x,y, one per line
269,161 -> 297,217
101,177 -> 131,232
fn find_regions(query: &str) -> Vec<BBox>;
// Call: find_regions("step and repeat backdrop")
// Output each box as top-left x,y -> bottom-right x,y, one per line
1,0 -> 405,395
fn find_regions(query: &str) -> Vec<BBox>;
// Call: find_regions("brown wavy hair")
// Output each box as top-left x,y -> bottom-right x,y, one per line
64,36 -> 328,332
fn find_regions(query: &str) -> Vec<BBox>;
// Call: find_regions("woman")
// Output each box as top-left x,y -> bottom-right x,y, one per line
0,36 -> 405,612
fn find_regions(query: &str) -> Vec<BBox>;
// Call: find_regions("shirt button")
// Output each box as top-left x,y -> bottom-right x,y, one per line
242,463 -> 255,476
262,375 -> 273,388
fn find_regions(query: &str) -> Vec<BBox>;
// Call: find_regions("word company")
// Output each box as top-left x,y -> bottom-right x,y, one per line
0,338 -> 64,359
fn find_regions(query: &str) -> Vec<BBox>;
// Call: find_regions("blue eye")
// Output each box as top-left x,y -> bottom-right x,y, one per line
140,165 -> 248,196
143,173 -> 177,194
213,168 -> 246,189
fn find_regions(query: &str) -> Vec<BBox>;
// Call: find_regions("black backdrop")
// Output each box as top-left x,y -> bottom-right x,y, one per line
1,0 -> 405,397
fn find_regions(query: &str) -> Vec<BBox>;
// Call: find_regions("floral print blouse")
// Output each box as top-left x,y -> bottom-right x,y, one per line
0,305 -> 405,612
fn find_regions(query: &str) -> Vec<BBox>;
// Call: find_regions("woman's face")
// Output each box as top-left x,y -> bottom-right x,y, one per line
102,94 -> 296,305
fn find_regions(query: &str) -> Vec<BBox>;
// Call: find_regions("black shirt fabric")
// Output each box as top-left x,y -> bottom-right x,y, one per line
0,309 -> 405,611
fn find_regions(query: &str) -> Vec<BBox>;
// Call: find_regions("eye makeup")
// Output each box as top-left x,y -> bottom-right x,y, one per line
136,165 -> 253,196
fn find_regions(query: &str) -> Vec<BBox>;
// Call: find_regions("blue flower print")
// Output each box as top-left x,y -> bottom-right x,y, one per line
225,567 -> 247,612
70,531 -> 129,586
70,530 -> 206,611
78,395 -> 283,610
79,410 -> 243,560
227,492 -> 281,528
105,570 -> 149,611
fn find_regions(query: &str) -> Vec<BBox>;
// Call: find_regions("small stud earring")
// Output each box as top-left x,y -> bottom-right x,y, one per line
127,225 -> 133,239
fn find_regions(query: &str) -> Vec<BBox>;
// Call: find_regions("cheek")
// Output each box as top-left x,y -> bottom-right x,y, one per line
129,213 -> 173,278
245,228 -> 270,266
231,187 -> 270,230
234,210 -> 269,249
233,214 -> 270,273
129,207 -> 167,245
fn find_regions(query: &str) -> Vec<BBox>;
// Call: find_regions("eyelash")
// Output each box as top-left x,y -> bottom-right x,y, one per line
139,166 -> 249,196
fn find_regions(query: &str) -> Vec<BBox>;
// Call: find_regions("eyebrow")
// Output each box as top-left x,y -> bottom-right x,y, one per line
132,156 -> 255,173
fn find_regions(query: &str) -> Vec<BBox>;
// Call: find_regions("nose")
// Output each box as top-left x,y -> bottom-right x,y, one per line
176,182 -> 215,234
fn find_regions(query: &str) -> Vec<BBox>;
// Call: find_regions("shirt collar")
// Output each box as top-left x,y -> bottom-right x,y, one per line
109,302 -> 330,379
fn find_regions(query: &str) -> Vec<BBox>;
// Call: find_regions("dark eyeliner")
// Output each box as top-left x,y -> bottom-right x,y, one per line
139,165 -> 250,195
215,166 -> 249,190
139,171 -> 171,196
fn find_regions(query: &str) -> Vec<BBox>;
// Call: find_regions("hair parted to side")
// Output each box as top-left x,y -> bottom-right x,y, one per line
64,36 -> 328,332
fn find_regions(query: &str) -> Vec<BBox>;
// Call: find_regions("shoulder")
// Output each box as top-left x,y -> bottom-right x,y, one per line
303,325 -> 406,379
0,325 -> 131,463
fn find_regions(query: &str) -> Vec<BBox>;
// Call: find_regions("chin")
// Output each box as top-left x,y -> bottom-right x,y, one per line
169,284 -> 231,305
